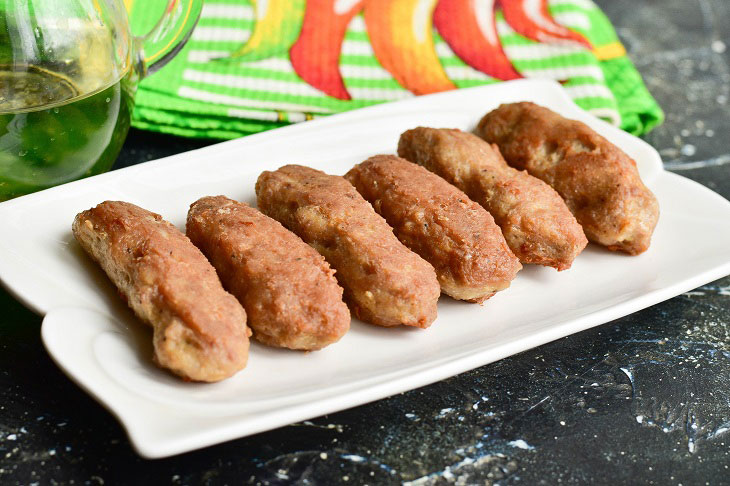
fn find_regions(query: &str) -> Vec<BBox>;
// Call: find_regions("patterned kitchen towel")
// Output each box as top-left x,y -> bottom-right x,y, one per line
128,0 -> 664,139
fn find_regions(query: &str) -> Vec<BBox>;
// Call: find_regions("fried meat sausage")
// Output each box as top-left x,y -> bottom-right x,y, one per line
256,165 -> 440,328
186,196 -> 350,350
345,155 -> 521,302
477,102 -> 659,255
72,201 -> 250,382
398,128 -> 587,270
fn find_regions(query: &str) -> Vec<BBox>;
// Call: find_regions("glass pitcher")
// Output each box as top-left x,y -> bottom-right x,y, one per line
0,0 -> 203,200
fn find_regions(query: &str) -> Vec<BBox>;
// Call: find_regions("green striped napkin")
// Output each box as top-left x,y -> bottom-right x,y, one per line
129,0 -> 663,140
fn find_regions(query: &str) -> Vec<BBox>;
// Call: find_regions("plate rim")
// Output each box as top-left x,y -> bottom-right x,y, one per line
2,79 -> 730,458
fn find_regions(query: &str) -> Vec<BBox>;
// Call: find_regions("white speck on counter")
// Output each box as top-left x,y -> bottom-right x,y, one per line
508,439 -> 535,450
342,454 -> 366,463
436,408 -> 454,418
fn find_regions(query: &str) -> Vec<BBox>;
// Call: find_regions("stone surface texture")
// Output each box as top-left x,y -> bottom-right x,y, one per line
1,0 -> 729,484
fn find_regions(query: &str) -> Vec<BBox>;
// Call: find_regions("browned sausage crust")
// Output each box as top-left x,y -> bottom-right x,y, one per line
72,201 -> 250,382
477,102 -> 659,255
345,155 -> 521,302
255,165 -> 440,328
186,196 -> 350,350
398,128 -> 588,270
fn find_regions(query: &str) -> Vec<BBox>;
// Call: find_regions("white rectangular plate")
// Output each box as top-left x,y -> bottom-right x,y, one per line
2,80 -> 730,459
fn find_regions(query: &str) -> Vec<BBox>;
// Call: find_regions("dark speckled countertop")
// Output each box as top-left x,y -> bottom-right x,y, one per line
1,0 -> 729,484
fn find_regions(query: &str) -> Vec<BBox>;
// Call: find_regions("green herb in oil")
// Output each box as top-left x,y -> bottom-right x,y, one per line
0,65 -> 134,200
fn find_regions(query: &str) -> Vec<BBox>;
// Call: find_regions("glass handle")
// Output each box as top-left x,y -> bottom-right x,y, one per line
135,0 -> 203,78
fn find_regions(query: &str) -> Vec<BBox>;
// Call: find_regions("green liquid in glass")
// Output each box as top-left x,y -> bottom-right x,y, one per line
0,65 -> 134,201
